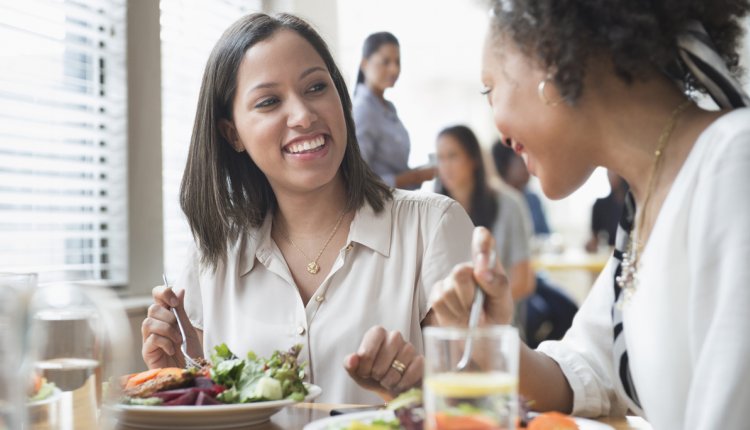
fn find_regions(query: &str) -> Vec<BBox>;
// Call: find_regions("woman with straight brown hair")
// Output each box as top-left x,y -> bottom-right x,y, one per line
139,13 -> 473,404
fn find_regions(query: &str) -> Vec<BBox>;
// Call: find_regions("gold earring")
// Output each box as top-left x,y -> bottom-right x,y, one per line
537,77 -> 563,106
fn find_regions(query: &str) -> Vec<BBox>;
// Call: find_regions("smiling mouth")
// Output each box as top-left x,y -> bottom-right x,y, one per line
283,135 -> 327,154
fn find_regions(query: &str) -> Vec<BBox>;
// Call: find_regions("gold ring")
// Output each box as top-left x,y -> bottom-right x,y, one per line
390,359 -> 407,374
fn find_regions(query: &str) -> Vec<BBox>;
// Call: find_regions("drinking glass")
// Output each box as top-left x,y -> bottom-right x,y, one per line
0,273 -> 38,430
423,326 -> 520,430
30,283 -> 132,430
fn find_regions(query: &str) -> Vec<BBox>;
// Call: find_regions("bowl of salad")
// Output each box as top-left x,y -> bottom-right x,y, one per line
107,343 -> 321,429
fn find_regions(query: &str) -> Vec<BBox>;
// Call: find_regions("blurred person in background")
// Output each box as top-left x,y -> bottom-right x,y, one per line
432,0 -> 750,427
352,32 -> 435,189
435,125 -> 535,338
492,139 -> 551,235
585,170 -> 629,252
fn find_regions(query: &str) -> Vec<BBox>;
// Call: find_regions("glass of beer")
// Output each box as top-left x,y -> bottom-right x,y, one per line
423,326 -> 519,430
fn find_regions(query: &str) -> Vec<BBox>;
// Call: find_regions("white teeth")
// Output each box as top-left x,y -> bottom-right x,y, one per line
287,136 -> 325,154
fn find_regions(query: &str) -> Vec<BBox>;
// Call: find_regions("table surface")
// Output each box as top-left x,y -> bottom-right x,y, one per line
108,402 -> 652,430
532,250 -> 610,273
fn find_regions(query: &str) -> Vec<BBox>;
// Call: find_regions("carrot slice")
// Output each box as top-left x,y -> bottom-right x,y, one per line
528,412 -> 578,430
433,412 -> 502,430
124,368 -> 161,389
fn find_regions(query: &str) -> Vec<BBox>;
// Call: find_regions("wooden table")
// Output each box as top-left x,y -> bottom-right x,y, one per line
32,378 -> 649,430
115,403 -> 652,430
532,251 -> 610,274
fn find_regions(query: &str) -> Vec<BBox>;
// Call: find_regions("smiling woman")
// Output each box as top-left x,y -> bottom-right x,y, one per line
433,0 -> 750,428
139,13 -> 475,405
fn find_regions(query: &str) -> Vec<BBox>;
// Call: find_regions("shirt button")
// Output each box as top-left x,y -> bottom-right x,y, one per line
315,295 -> 325,303
296,325 -> 306,335
345,243 -> 354,252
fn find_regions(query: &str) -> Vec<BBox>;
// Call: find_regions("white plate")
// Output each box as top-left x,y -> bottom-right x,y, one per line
304,410 -> 396,430
27,387 -> 62,408
531,414 -> 615,430
107,384 -> 321,429
304,409 -> 615,430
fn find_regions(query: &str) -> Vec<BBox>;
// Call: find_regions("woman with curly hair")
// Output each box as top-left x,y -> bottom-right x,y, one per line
431,0 -> 750,427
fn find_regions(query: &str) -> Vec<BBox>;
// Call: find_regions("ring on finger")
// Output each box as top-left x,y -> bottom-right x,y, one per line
390,359 -> 407,374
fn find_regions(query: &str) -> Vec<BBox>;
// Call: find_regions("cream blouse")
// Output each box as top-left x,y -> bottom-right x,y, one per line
177,190 -> 474,404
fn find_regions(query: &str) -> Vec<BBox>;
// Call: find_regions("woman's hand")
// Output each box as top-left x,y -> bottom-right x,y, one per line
141,285 -> 203,369
430,227 -> 514,326
344,326 -> 423,401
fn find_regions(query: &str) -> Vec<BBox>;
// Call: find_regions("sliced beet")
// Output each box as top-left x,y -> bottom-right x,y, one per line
196,391 -> 222,406
150,387 -> 196,399
163,389 -> 199,406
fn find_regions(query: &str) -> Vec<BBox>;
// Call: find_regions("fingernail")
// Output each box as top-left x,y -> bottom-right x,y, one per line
476,252 -> 488,267
170,298 -> 179,307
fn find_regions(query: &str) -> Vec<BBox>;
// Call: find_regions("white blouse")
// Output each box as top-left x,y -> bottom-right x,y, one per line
538,109 -> 750,429
177,190 -> 474,404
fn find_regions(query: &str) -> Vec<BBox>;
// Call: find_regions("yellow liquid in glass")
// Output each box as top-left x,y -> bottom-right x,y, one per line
425,372 -> 517,398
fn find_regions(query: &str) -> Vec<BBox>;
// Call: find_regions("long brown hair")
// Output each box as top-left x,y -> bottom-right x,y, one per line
180,13 -> 391,269
435,125 -> 499,230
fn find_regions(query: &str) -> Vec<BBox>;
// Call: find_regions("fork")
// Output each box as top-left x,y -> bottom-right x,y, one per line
455,250 -> 495,371
163,273 -> 201,369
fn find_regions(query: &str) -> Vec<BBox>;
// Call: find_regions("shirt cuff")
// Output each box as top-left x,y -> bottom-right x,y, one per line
536,340 -> 611,417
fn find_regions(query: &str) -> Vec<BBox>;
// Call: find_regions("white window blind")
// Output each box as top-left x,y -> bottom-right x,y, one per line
0,0 -> 127,284
160,0 -> 261,278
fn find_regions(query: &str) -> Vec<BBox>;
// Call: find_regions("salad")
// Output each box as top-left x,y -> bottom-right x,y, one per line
338,390 -> 577,430
119,343 -> 308,406
28,374 -> 56,403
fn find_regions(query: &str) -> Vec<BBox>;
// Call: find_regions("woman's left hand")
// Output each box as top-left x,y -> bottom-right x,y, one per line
344,326 -> 423,401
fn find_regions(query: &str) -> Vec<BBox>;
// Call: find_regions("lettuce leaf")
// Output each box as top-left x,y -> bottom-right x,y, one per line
209,343 -> 308,404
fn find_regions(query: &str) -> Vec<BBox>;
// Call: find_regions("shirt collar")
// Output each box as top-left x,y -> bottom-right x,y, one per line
238,198 -> 393,277
349,197 -> 392,257
238,214 -> 273,277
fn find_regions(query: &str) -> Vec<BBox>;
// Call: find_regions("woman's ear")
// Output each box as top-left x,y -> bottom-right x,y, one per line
218,119 -> 244,153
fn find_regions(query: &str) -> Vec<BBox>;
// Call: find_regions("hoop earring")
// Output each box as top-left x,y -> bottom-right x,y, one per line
537,77 -> 563,106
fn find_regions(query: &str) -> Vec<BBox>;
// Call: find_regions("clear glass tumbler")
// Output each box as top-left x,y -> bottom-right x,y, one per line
423,325 -> 520,430
0,272 -> 38,430
30,283 -> 133,430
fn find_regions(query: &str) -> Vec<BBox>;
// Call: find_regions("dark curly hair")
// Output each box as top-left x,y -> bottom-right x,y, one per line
489,0 -> 750,102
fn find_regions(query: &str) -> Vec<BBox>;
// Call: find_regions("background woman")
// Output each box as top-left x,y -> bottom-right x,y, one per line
140,13 -> 473,404
432,1 -> 750,428
435,125 -> 534,303
352,32 -> 435,189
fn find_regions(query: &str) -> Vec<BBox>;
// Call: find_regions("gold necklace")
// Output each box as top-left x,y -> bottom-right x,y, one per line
616,99 -> 692,302
277,211 -> 346,275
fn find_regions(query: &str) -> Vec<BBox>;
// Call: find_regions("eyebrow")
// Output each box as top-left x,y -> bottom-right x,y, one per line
248,66 -> 327,93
